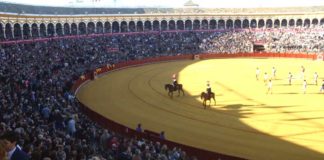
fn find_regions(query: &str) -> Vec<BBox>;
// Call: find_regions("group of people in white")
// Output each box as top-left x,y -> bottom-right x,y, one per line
256,66 -> 324,94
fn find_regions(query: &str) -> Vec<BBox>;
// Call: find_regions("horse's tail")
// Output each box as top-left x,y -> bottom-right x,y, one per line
165,84 -> 168,91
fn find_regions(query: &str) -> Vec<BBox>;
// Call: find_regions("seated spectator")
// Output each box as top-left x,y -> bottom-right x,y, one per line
0,131 -> 30,160
0,139 -> 8,160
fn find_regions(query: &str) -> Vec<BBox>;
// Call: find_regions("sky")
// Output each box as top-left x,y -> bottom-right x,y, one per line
1,0 -> 324,8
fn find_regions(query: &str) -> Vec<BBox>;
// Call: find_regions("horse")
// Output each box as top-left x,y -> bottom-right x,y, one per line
200,92 -> 216,109
164,84 -> 184,98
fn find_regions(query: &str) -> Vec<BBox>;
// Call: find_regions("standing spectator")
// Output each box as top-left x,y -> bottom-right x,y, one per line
136,123 -> 143,133
159,131 -> 165,140
99,129 -> 110,151
67,115 -> 76,137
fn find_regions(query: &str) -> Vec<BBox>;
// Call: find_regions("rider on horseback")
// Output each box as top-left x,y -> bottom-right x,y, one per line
206,81 -> 212,97
172,73 -> 178,89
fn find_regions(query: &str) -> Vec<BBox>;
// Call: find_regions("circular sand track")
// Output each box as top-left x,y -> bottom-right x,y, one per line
76,58 -> 324,160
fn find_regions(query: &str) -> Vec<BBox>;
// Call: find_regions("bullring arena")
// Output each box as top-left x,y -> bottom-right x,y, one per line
76,56 -> 324,160
1,1 -> 324,160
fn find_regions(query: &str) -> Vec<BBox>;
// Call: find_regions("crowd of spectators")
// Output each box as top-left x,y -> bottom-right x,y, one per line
1,28 -> 324,160
199,27 -> 324,54
0,32 -> 211,160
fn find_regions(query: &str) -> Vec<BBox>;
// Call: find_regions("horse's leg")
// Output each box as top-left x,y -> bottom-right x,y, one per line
177,89 -> 180,97
203,100 -> 206,109
181,89 -> 185,96
213,97 -> 216,106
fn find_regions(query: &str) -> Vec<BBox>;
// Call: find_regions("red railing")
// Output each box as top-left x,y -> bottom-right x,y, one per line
72,53 -> 318,160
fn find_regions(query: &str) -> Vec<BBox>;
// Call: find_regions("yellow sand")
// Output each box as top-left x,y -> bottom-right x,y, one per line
76,58 -> 324,160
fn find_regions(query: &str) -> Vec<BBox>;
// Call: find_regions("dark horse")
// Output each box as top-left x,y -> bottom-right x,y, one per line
201,92 -> 216,109
165,84 -> 184,98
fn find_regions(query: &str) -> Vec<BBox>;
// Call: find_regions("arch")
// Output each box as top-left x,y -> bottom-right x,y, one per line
312,18 -> 318,26
266,19 -> 272,28
281,19 -> 287,27
0,23 -> 4,40
169,20 -> 176,30
104,22 -> 111,33
250,19 -> 257,28
78,22 -> 86,34
63,23 -> 70,35
31,23 -> 39,38
136,21 -> 143,32
39,23 -> 46,37
144,21 -> 152,31
111,21 -> 120,33
120,21 -> 128,32
129,21 -> 136,32
273,19 -> 280,28
177,20 -> 184,30
304,19 -> 310,27
96,22 -> 103,33
209,19 -> 217,29
288,19 -> 295,27
296,19 -> 303,27
218,19 -> 225,29
112,21 -> 120,33
153,20 -> 160,31
234,19 -> 241,29
274,19 -> 280,28
258,19 -> 265,28
242,19 -> 249,28
161,20 -> 167,31
5,23 -> 13,39
193,20 -> 200,30
47,23 -> 55,36
185,20 -> 192,30
226,19 -> 233,29
71,23 -> 77,35
22,23 -> 30,39
320,18 -> 324,26
201,19 -> 208,30
13,23 -> 22,39
87,22 -> 95,34
56,23 -> 63,36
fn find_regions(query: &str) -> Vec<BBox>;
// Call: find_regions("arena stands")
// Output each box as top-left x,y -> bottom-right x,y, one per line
1,28 -> 324,159
1,1 -> 324,159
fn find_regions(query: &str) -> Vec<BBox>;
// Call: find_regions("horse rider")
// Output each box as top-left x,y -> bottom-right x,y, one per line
206,81 -> 212,97
172,73 -> 178,89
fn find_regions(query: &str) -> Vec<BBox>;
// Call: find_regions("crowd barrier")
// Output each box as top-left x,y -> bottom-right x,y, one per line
72,53 -> 319,160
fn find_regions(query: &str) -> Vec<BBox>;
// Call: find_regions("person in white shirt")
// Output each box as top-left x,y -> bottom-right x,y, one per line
288,72 -> 293,85
302,80 -> 307,94
320,80 -> 324,93
314,72 -> 319,85
272,67 -> 276,79
256,67 -> 260,80
263,72 -> 268,84
267,79 -> 273,94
